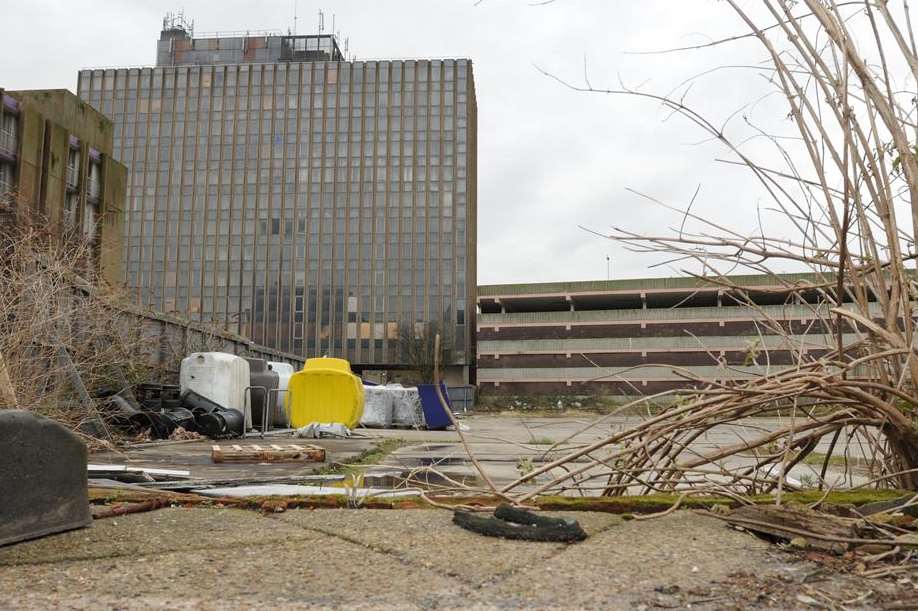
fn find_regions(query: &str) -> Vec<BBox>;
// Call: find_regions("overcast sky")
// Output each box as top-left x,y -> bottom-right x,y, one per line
3,0 -> 795,285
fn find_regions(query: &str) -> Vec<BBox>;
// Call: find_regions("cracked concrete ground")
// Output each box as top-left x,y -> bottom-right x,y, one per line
84,416 -> 869,499
1,507 -> 912,610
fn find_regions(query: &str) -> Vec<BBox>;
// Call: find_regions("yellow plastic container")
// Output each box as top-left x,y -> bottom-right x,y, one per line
287,358 -> 365,428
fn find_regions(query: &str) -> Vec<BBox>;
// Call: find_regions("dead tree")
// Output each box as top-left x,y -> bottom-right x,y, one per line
502,1 -> 918,498
398,321 -> 455,383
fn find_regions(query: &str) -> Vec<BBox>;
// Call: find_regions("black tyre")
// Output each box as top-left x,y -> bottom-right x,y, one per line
453,509 -> 587,542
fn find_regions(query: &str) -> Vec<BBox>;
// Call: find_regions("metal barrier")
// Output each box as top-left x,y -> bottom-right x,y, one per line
244,386 -> 294,437
267,387 -> 290,430
447,385 -> 476,414
243,385 -> 268,438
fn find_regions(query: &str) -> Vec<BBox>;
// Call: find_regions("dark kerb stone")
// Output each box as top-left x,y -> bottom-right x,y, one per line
0,410 -> 92,546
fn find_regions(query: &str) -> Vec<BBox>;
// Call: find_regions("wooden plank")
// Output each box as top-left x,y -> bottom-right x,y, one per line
211,444 -> 326,464
724,504 -> 861,553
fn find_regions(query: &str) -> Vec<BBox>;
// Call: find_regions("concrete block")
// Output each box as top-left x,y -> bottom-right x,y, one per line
0,410 -> 91,546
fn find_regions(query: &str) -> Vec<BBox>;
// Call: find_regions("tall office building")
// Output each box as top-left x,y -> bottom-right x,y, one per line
78,18 -> 477,381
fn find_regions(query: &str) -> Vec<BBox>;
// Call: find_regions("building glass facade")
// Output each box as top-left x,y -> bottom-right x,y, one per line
78,29 -> 477,377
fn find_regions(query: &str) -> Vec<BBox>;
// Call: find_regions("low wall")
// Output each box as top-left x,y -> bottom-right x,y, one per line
115,302 -> 304,381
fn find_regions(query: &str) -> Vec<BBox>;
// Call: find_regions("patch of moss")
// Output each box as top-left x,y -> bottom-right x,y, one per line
753,489 -> 908,506
534,489 -> 909,514
800,452 -> 870,468
234,494 -> 427,510
314,438 -> 408,476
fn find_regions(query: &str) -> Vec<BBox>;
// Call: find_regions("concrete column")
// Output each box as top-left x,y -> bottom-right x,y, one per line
640,292 -> 647,310
566,295 -> 574,312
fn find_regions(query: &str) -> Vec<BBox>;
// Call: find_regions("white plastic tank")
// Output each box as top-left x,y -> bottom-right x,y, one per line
180,352 -> 252,429
267,361 -> 295,427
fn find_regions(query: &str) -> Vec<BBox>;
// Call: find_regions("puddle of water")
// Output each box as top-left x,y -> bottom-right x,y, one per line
391,456 -> 469,467
197,484 -> 419,499
357,469 -> 483,489
411,444 -> 458,452
195,468 -> 484,498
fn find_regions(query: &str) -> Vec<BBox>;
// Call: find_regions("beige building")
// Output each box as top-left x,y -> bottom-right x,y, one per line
0,88 -> 126,284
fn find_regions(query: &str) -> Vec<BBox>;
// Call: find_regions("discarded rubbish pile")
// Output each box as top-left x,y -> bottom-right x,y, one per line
102,383 -> 243,440
97,353 -> 462,442
101,352 -> 294,440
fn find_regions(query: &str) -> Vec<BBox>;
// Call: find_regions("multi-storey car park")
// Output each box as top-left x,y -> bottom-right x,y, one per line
77,17 -> 477,383
476,273 -> 872,398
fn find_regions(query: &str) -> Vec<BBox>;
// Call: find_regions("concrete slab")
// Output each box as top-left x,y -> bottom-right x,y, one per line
82,414 -> 862,496
0,507 -> 313,567
0,505 -> 911,609
479,510 -> 780,608
370,415 -> 864,491
276,508 -> 622,587
0,513 -> 470,610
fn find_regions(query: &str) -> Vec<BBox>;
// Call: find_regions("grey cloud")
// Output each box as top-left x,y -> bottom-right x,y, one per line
2,0 -> 793,284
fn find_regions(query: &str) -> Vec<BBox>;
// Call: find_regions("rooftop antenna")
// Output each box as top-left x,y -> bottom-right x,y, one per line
332,13 -> 336,37
293,0 -> 298,35
163,10 -> 194,36
318,9 -> 324,34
